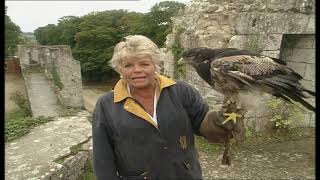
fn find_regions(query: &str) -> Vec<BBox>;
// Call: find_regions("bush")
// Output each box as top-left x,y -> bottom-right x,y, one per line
266,98 -> 304,131
5,113 -> 54,142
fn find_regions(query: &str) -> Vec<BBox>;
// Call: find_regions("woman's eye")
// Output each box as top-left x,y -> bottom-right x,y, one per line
123,64 -> 132,68
142,63 -> 150,66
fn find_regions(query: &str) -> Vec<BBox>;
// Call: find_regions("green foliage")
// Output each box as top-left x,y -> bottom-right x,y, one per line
245,126 -> 255,138
6,90 -> 54,142
34,24 -> 62,45
195,136 -> 224,153
80,160 -> 95,180
9,91 -> 32,116
72,10 -> 130,81
51,65 -> 63,90
171,27 -> 186,79
266,98 -> 304,131
144,1 -> 186,47
60,106 -> 84,117
21,32 -> 38,45
5,110 -> 54,142
5,6 -> 23,58
57,16 -> 83,48
33,2 -> 186,82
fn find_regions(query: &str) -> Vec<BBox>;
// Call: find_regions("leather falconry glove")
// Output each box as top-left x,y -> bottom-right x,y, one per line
199,110 -> 246,165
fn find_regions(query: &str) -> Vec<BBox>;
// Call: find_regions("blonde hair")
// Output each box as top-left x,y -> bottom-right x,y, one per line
110,35 -> 163,73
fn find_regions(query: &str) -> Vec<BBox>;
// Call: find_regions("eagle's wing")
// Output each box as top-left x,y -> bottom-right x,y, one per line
210,54 -> 315,111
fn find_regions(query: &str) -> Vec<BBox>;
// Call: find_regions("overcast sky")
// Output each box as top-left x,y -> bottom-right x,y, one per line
5,0 -> 192,33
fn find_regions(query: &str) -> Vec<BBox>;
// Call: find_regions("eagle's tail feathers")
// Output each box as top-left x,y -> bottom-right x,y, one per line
274,93 -> 295,104
283,93 -> 315,112
277,74 -> 302,82
272,76 -> 315,97
262,81 -> 315,112
302,89 -> 316,97
270,76 -> 315,98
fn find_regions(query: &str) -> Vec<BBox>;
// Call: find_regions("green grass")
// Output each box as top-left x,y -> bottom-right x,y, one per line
195,135 -> 224,154
59,106 -> 84,117
5,109 -> 54,142
80,160 -> 95,180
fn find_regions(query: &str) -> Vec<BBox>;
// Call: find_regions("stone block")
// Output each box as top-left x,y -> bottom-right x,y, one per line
286,62 -> 306,77
290,48 -> 315,63
235,12 -> 314,34
304,63 -> 315,81
227,35 -> 246,49
265,0 -> 296,11
293,35 -> 315,49
280,48 -> 293,62
265,34 -> 282,50
300,79 -> 315,92
305,16 -> 315,34
228,34 -> 282,51
164,34 -> 175,48
309,113 -> 315,127
261,50 -> 280,58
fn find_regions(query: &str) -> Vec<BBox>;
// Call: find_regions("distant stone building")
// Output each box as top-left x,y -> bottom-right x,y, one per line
18,45 -> 84,108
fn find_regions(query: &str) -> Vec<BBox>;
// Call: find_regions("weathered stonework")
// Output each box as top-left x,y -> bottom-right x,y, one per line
164,0 -> 315,131
18,45 -> 84,108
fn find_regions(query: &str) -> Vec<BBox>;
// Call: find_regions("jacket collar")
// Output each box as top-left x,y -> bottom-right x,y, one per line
113,74 -> 176,102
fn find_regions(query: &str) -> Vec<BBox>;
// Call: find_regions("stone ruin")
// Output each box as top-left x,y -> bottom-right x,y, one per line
18,45 -> 84,108
162,0 -> 315,131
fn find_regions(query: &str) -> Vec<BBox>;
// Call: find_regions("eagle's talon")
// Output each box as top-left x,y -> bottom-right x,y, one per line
222,112 -> 242,124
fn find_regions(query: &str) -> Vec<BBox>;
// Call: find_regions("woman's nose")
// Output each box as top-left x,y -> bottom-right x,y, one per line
132,64 -> 142,71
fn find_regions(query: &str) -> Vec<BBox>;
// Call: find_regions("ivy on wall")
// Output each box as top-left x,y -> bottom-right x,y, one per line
51,65 -> 63,90
171,27 -> 186,79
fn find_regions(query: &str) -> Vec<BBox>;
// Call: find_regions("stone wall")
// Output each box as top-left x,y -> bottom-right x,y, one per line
164,0 -> 315,131
17,45 -> 84,107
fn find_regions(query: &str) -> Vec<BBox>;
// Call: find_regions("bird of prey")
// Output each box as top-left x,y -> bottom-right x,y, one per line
180,47 -> 315,165
180,47 -> 315,115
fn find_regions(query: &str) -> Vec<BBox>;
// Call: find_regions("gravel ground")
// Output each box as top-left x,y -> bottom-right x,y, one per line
198,129 -> 315,180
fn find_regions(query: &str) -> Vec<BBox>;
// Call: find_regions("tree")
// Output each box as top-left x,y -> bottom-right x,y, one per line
5,6 -> 22,58
57,16 -> 83,48
144,1 -> 186,47
34,24 -> 62,45
72,10 -> 129,81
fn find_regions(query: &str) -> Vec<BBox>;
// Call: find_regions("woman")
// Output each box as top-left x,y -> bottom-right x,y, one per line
92,35 -> 237,180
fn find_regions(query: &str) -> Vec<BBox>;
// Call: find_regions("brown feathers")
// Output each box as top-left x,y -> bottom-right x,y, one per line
181,47 -> 315,112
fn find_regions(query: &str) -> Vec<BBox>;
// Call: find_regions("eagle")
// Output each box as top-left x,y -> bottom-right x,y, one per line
180,47 -> 315,165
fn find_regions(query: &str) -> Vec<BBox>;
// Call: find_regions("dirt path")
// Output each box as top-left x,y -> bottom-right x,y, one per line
82,82 -> 115,112
199,135 -> 315,179
5,73 -> 27,113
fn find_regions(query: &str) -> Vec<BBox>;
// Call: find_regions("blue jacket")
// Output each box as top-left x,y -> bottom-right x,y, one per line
92,75 -> 209,180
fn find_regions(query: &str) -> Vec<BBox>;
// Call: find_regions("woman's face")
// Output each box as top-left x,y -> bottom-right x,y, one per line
120,55 -> 156,90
